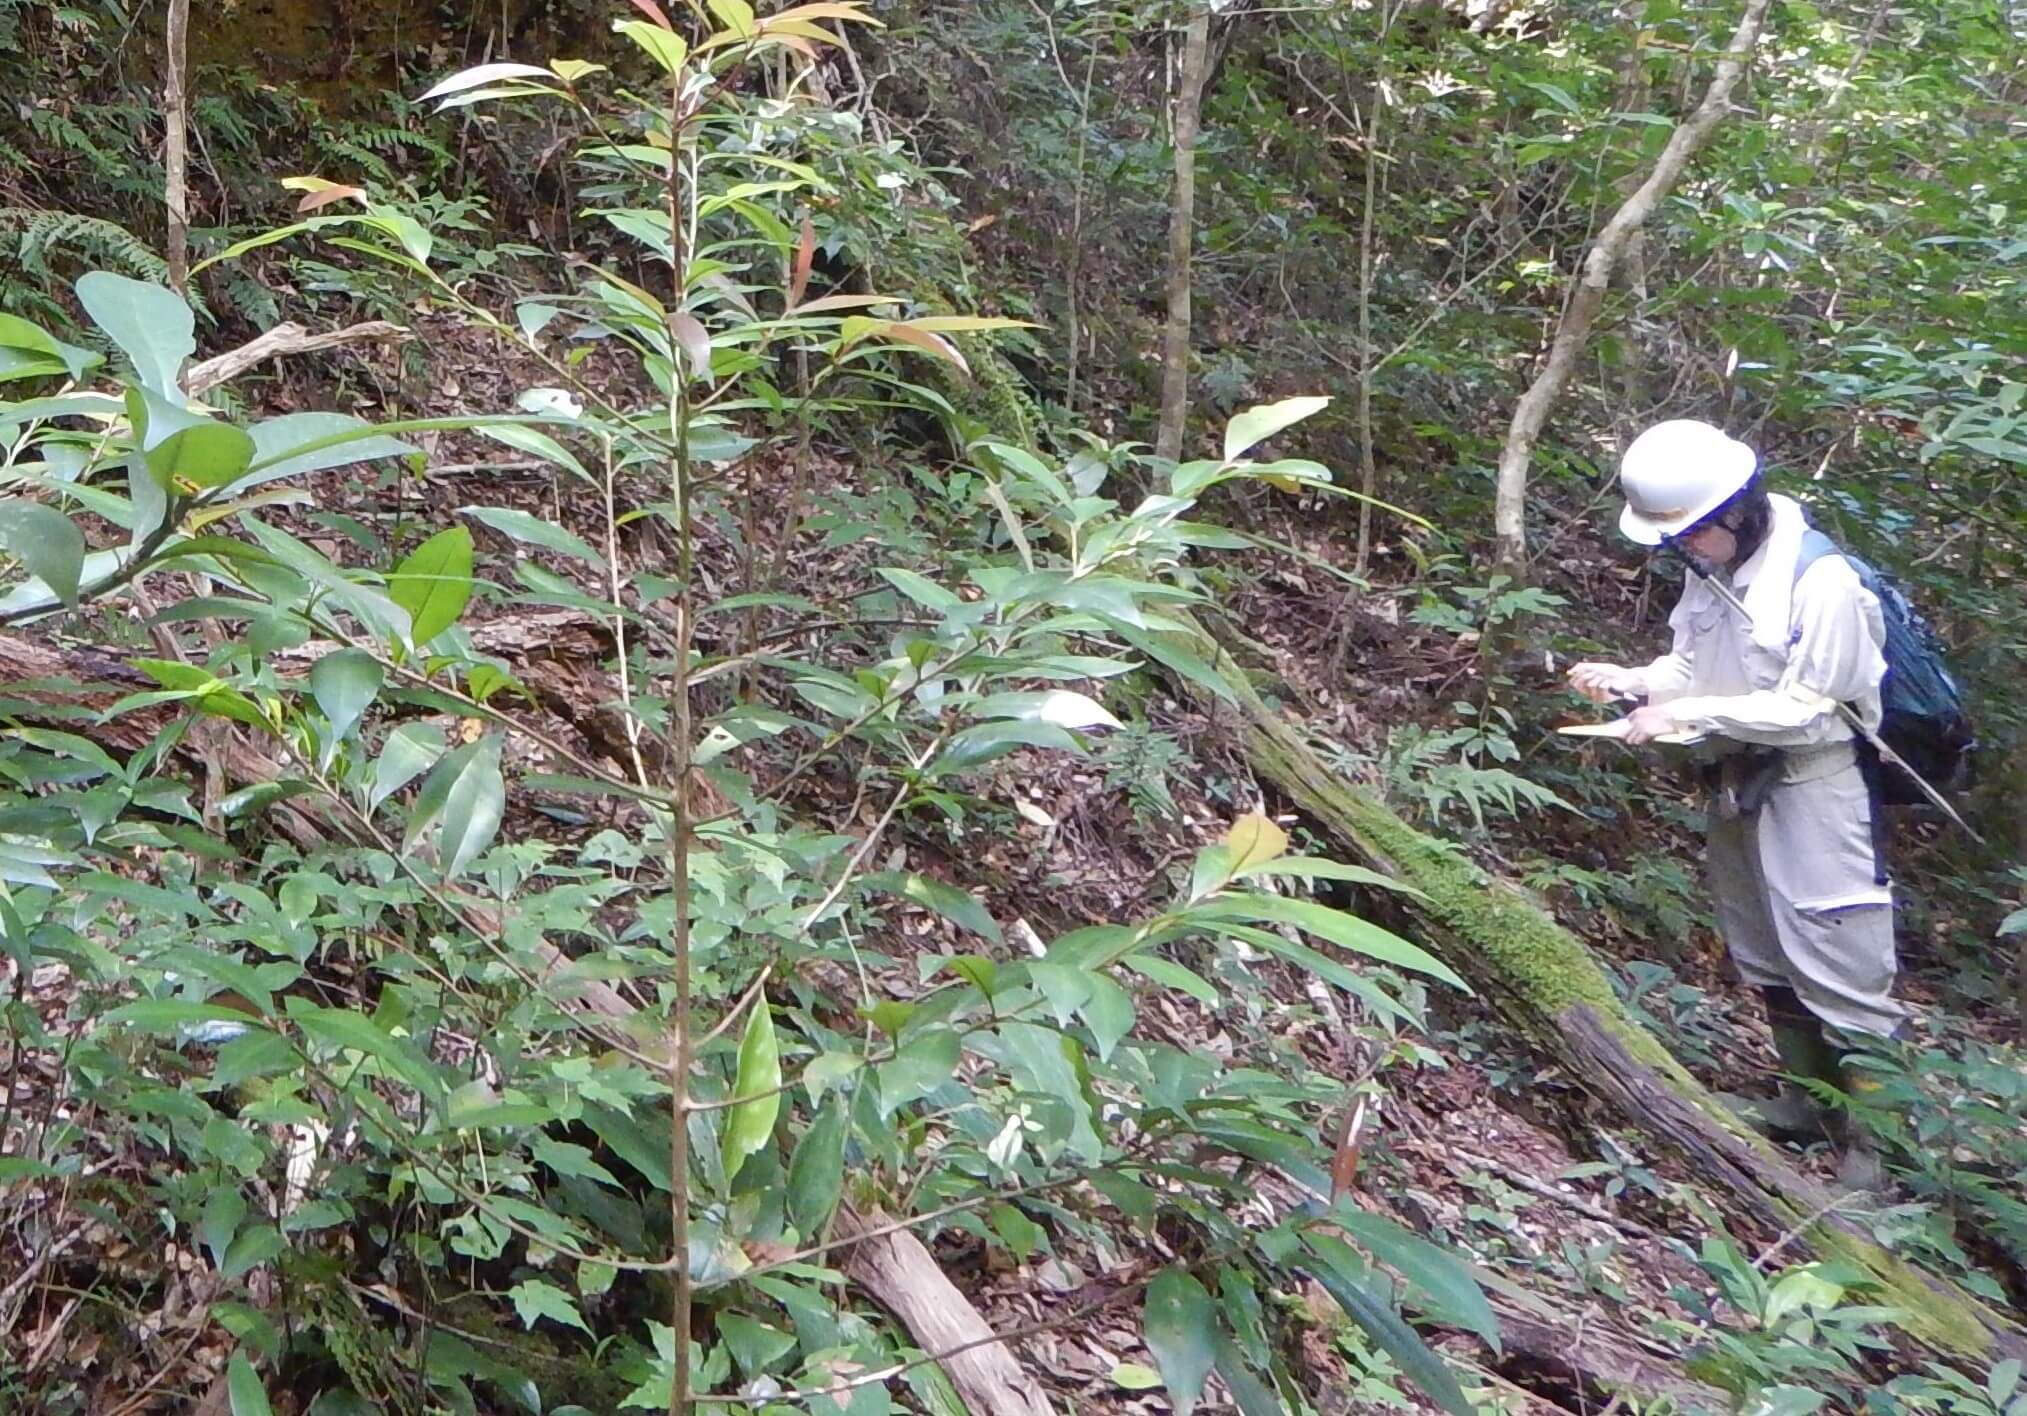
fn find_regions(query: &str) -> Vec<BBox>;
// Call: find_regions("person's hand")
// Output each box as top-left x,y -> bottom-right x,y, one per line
1619,703 -> 1681,745
1568,662 -> 1639,704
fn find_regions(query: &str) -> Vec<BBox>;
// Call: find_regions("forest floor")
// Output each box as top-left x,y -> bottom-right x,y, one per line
1,321 -> 2013,1413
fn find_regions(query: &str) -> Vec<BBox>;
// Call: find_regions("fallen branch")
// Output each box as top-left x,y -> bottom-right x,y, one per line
836,1204 -> 1059,1416
184,320 -> 410,396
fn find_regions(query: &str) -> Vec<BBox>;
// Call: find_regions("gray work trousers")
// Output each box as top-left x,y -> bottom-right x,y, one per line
1705,742 -> 1907,1039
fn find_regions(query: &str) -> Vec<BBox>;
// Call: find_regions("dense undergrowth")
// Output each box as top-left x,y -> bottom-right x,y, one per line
1,0 -> 2024,1413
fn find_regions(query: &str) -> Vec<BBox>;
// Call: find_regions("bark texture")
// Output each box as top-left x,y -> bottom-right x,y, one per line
1154,7 -> 1212,465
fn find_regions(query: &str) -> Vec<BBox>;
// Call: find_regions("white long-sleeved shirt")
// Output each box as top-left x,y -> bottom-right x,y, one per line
1628,496 -> 1886,749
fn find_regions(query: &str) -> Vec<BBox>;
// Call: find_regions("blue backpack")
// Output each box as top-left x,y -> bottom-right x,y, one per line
1793,529 -> 1974,804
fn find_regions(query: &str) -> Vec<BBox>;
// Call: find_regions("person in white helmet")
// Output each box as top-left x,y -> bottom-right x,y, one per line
1566,418 -> 1901,1188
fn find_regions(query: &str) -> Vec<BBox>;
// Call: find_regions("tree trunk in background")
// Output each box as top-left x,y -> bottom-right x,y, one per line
164,0 -> 191,296
1490,0 -> 1772,578
1154,6 -> 1211,464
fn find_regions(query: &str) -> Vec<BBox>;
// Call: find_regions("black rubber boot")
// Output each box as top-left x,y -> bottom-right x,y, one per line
1750,985 -> 1841,1142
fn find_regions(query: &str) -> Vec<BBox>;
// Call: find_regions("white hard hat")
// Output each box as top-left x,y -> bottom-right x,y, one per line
1616,419 -> 1759,546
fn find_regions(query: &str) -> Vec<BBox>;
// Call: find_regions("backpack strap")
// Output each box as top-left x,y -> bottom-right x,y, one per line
1792,528 -> 1842,587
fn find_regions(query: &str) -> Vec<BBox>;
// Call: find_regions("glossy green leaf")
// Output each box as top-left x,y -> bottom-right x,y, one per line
290,1000 -> 443,1105
388,527 -> 475,646
786,1095 -> 846,1236
721,1003 -> 782,1186
146,419 -> 258,492
309,648 -> 383,743
478,424 -> 592,484
241,412 -> 417,491
76,271 -> 193,395
0,500 -> 85,606
438,736 -> 506,877
1194,894 -> 1466,989
460,504 -> 606,566
371,722 -> 447,811
1144,1268 -> 1218,1416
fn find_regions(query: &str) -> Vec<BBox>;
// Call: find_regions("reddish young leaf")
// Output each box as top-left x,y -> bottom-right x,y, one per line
788,215 -> 816,309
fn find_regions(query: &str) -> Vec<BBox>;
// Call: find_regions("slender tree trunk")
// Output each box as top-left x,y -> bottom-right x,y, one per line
1155,6 -> 1212,464
1064,44 -> 1098,419
1490,0 -> 1772,578
1353,5 -> 1395,574
164,0 -> 191,297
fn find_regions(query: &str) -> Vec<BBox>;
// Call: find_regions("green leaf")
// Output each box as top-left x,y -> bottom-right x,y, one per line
616,19 -> 689,73
1144,1268 -> 1218,1416
479,424 -> 592,484
241,412 -> 417,491
509,1278 -> 593,1335
289,1000 -> 443,1105
389,527 -> 474,646
75,271 -> 193,395
370,722 -> 447,810
876,566 -> 961,611
1212,1336 -> 1286,1416
1222,396 -> 1331,462
876,1028 -> 959,1113
786,1095 -> 846,1237
0,500 -> 85,606
438,736 -> 506,877
147,419 -> 258,492
309,648 -> 383,743
221,1223 -> 287,1281
869,871 -> 1002,942
202,1187 -> 248,1268
1333,1209 -> 1500,1350
721,1003 -> 782,1186
1112,1363 -> 1163,1391
101,1000 -> 269,1035
1195,894 -> 1466,989
973,690 -> 1120,731
460,505 -> 606,567
130,658 -> 273,732
227,1353 -> 273,1416
1303,1234 -> 1475,1416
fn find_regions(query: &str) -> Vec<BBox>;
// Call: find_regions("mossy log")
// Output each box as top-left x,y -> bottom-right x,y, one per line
1177,620 -> 2026,1364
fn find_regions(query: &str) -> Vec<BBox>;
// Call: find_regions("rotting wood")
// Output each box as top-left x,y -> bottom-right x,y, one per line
1160,613 -> 2027,1364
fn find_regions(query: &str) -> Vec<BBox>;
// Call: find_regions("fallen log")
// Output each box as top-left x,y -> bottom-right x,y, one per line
1171,616 -> 2026,1364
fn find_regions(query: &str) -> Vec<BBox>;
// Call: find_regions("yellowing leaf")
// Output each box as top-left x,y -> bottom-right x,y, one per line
614,18 -> 689,73
549,59 -> 608,83
721,1003 -> 782,1185
707,0 -> 756,36
903,316 -> 1042,334
1225,812 -> 1288,872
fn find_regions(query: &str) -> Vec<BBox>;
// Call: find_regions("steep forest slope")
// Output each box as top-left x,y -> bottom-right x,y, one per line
0,0 -> 2023,1413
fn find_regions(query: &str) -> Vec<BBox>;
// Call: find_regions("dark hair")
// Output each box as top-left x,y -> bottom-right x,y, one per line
1699,474 -> 1772,567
